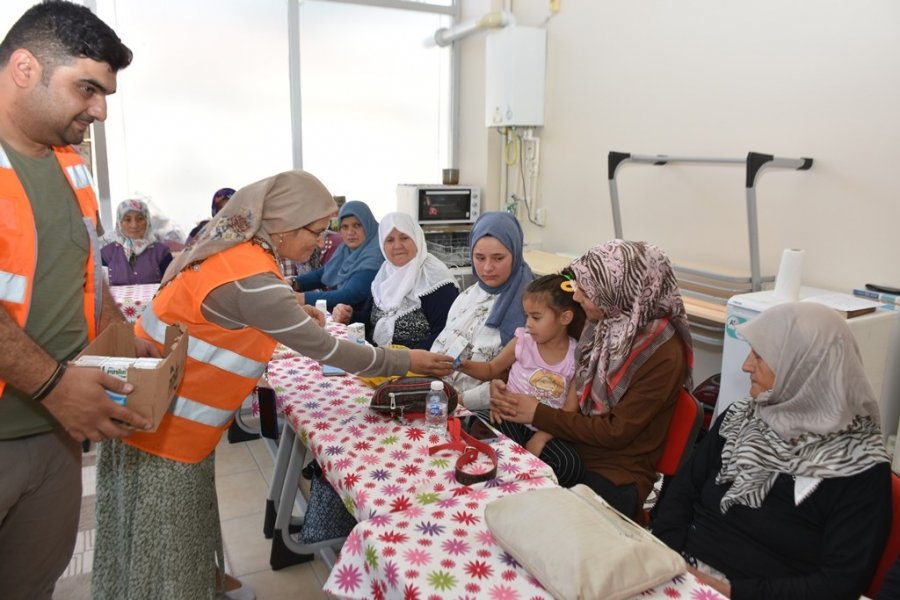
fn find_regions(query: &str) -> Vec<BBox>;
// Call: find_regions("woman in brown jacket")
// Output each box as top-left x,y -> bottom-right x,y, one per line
491,240 -> 693,519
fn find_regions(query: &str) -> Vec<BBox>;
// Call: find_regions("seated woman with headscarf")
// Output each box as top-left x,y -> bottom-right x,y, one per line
490,240 -> 693,520
101,199 -> 173,285
292,200 -> 383,322
332,212 -> 459,349
430,211 -> 534,410
652,302 -> 892,600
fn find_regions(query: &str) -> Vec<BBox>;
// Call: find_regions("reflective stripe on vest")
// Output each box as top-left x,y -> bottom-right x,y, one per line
141,308 -> 267,379
171,395 -> 235,428
0,271 -> 27,304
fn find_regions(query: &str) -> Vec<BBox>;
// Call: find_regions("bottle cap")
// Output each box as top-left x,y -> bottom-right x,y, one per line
430,380 -> 443,391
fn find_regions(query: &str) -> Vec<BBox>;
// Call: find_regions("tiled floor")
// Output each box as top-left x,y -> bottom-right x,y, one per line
54,434 -> 333,599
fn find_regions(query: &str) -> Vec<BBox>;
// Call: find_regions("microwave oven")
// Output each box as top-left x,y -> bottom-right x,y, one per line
396,184 -> 481,225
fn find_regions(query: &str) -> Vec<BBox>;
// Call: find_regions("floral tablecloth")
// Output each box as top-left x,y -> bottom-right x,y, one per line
109,283 -> 158,322
324,482 -> 726,600
265,350 -> 558,522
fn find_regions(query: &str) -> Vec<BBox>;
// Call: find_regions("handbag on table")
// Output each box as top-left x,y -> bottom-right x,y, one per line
484,484 -> 686,600
368,376 -> 458,420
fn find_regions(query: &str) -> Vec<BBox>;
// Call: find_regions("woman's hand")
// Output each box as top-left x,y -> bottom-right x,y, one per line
686,565 -> 731,596
408,350 -> 454,377
490,379 -> 540,424
332,303 -> 353,324
301,305 -> 326,328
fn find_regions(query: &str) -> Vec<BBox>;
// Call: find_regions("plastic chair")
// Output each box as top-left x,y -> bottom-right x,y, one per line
866,472 -> 900,598
646,388 -> 704,523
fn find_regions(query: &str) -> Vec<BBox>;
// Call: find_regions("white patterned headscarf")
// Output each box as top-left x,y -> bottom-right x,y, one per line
370,212 -> 457,346
569,240 -> 693,414
717,302 -> 888,512
162,171 -> 336,285
114,199 -> 155,261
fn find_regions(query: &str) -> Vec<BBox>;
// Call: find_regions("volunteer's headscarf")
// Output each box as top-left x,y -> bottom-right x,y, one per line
469,212 -> 534,346
370,212 -> 457,346
161,171 -> 335,285
114,199 -> 156,261
321,201 -> 384,288
569,240 -> 693,415
716,302 -> 888,512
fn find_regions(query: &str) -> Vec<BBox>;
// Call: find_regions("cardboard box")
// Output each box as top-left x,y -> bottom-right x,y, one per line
74,322 -> 187,431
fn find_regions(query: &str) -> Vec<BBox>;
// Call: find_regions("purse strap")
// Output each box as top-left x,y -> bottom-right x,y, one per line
429,418 -> 498,485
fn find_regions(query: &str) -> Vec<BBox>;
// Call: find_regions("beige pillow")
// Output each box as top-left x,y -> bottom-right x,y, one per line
484,484 -> 686,600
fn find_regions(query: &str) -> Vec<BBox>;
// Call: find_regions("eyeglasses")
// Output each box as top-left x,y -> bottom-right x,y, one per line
303,226 -> 328,239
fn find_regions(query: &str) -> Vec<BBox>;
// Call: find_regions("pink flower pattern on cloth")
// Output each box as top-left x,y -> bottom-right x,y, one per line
109,283 -> 159,323
265,348 -> 559,522
323,480 -> 725,600
265,325 -> 726,600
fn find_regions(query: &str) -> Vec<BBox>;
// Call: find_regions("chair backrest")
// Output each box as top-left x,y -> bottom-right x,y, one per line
656,388 -> 704,476
866,472 -> 900,598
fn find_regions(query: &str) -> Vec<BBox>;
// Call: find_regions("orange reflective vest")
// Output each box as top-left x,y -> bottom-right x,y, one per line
128,242 -> 281,463
0,145 -> 101,398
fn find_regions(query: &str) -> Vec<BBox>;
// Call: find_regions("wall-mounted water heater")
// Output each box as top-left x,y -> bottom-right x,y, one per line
485,26 -> 547,128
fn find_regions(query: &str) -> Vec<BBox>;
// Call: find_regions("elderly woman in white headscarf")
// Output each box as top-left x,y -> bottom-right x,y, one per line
333,212 -> 459,349
653,302 -> 892,600
100,198 -> 173,285
92,172 -> 453,600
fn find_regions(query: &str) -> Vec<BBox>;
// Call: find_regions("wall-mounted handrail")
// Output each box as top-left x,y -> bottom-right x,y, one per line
608,151 -> 813,291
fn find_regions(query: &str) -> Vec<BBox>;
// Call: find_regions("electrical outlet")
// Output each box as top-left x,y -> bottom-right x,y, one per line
536,208 -> 546,226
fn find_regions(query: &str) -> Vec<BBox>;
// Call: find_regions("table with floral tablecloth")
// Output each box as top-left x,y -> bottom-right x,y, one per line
265,347 -> 558,522
324,480 -> 727,600
109,283 -> 158,322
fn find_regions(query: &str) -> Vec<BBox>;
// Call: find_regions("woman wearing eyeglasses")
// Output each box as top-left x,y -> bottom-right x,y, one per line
91,171 -> 454,600
291,200 -> 384,323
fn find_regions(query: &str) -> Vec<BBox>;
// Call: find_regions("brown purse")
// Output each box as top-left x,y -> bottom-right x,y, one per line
369,377 -> 458,419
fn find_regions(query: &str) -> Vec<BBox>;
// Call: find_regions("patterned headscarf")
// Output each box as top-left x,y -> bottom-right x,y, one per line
370,212 -> 457,346
114,198 -> 155,261
569,240 -> 692,414
162,171 -> 335,285
716,302 -> 888,512
470,212 -> 534,345
321,201 -> 384,289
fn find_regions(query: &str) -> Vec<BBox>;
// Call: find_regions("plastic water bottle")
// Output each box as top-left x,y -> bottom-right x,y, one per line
425,380 -> 448,436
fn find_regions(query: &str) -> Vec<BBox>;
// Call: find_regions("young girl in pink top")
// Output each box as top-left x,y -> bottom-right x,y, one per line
459,273 -> 586,486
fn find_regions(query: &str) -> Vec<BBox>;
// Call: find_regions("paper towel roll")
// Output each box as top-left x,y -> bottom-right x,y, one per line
773,248 -> 804,301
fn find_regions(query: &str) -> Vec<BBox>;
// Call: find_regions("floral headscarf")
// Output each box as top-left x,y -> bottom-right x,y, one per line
162,171 -> 335,285
569,240 -> 693,414
114,199 -> 155,261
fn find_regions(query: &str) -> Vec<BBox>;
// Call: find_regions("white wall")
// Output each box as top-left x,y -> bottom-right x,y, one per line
459,0 -> 900,293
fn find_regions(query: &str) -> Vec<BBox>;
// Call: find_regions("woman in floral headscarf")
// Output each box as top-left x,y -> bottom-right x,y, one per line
491,240 -> 693,519
92,171 -> 453,600
100,198 -> 173,285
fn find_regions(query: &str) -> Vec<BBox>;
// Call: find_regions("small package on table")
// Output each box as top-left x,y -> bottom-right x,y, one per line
73,322 -> 187,431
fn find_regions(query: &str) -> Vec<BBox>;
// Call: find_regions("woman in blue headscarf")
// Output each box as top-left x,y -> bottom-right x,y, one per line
292,200 -> 384,322
431,211 -> 534,410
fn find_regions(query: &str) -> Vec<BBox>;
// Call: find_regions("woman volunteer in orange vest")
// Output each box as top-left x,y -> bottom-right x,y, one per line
91,170 -> 454,600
